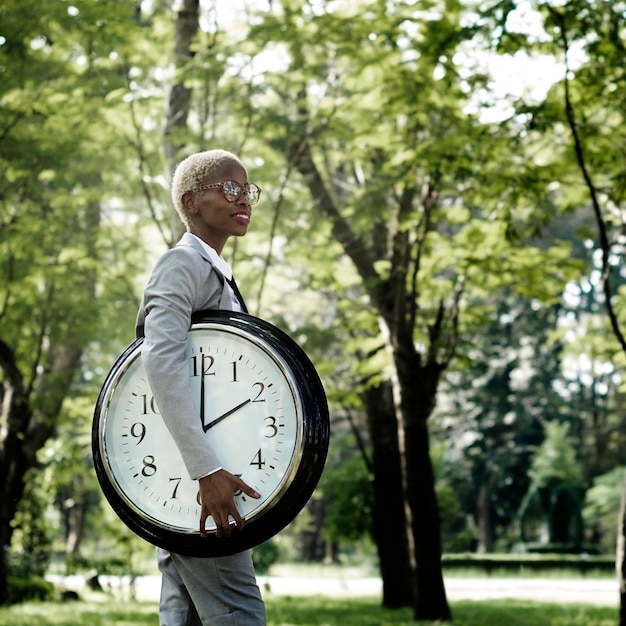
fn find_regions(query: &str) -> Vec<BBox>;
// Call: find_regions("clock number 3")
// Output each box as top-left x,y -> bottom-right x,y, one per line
264,416 -> 278,438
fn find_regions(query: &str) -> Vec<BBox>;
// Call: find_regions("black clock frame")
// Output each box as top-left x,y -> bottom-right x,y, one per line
92,310 -> 330,557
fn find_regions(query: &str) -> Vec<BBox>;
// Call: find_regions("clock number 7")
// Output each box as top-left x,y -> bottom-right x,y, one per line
169,477 -> 181,499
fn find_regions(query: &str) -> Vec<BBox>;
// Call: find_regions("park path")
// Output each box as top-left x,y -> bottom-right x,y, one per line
49,575 -> 617,606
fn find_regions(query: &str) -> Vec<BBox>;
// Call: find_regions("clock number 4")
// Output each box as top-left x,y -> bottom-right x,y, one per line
250,449 -> 266,470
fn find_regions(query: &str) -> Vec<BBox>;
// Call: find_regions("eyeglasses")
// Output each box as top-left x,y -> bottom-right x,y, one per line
193,180 -> 261,205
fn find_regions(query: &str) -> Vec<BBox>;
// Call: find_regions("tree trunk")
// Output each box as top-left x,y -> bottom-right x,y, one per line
0,339 -> 38,604
617,468 -> 626,625
363,381 -> 413,607
393,352 -> 451,622
65,501 -> 87,556
476,482 -> 493,553
162,0 -> 200,245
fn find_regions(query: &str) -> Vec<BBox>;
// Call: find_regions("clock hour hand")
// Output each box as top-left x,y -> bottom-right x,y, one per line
203,398 -> 252,432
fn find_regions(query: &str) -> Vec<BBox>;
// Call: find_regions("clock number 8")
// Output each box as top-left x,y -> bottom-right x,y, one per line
141,455 -> 157,477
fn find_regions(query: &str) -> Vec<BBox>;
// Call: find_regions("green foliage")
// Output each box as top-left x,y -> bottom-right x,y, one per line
5,577 -> 54,604
583,466 -> 625,553
321,454 -> 372,544
0,596 -> 617,626
528,422 -> 584,488
252,540 -> 280,575
318,431 -> 372,545
9,471 -> 53,578
1,0 -> 626,589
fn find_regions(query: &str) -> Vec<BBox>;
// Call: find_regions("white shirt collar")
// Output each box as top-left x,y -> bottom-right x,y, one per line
190,234 -> 233,281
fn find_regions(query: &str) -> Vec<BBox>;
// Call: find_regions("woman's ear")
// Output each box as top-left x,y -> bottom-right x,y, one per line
182,191 -> 198,214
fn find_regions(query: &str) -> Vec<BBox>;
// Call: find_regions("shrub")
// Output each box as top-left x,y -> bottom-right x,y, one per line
6,576 -> 55,604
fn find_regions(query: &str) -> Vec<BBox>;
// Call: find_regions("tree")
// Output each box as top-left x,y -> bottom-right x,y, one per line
240,1 -> 580,619
0,0 -> 152,602
502,0 -> 626,617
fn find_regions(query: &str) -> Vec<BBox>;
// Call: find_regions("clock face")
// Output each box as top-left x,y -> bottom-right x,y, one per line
93,311 -> 329,557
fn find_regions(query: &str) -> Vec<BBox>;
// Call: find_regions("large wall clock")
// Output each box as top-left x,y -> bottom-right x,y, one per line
92,310 -> 330,557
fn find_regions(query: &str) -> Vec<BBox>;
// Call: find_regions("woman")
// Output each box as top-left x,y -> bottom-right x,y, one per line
136,150 -> 266,625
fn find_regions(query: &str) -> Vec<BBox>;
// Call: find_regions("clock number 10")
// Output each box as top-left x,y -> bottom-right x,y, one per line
140,394 -> 159,415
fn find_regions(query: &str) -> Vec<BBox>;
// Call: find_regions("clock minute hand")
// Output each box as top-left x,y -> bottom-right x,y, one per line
203,398 -> 252,432
200,372 -> 207,430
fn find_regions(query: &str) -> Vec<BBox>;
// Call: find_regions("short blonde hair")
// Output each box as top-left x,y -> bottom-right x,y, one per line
170,150 -> 246,229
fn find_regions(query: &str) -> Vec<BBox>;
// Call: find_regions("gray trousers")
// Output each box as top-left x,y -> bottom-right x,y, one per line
157,548 -> 266,626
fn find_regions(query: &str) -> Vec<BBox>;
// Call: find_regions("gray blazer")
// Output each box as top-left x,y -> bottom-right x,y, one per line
136,233 -> 237,480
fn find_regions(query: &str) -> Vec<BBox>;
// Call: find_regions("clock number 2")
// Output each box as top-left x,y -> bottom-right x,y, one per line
252,382 -> 265,402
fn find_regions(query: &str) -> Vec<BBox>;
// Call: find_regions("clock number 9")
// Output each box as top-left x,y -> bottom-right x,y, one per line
131,422 -> 146,445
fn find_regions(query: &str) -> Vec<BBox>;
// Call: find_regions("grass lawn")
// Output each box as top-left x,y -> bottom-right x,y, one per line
0,596 -> 617,626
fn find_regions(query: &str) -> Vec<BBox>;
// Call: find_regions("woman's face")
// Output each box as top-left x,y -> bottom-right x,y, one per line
184,161 -> 252,253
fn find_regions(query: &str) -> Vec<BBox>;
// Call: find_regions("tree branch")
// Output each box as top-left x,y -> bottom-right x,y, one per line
551,7 -> 626,353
